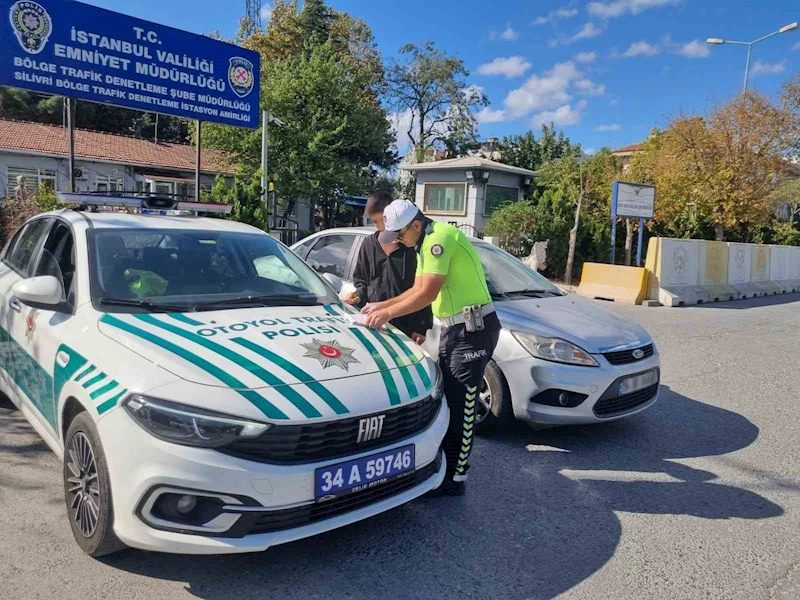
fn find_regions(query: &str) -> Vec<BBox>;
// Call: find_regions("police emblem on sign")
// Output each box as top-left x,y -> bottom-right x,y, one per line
9,1 -> 52,55
228,57 -> 255,98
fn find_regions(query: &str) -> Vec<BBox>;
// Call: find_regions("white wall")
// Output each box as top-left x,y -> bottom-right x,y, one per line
414,168 -> 524,233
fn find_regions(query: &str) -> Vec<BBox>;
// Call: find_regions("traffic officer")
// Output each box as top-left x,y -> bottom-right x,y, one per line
363,199 -> 501,496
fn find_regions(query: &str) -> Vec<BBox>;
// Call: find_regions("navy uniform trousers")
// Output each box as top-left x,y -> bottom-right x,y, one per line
438,312 -> 501,482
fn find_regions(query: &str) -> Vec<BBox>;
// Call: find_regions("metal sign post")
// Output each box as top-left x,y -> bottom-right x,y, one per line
66,97 -> 75,193
195,120 -> 201,202
636,217 -> 645,267
610,182 -> 618,265
611,181 -> 656,267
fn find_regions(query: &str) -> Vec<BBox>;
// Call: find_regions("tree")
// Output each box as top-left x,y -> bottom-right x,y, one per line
204,1 -> 394,229
299,0 -> 335,47
485,147 -> 621,281
263,41 -> 394,227
205,175 -> 267,230
386,41 -> 487,161
630,83 -> 800,242
496,125 -> 583,174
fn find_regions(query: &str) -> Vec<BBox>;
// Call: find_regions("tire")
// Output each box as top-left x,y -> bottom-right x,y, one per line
475,360 -> 515,435
63,412 -> 126,557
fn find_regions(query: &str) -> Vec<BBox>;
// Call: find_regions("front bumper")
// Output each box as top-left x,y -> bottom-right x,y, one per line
98,399 -> 449,554
497,350 -> 661,425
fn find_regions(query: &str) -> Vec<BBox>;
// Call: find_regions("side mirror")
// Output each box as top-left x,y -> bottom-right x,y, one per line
12,276 -> 65,309
321,272 -> 343,293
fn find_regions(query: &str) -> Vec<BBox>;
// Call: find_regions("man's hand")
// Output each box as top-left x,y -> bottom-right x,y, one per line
343,291 -> 361,306
366,308 -> 392,330
411,332 -> 425,345
361,301 -> 386,314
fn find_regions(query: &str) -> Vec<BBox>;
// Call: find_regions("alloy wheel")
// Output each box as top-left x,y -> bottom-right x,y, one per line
66,432 -> 101,538
475,377 -> 492,424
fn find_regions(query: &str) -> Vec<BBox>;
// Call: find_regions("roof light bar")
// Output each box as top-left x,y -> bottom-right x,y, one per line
56,193 -> 233,215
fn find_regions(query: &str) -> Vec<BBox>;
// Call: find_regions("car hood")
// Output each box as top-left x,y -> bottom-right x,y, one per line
494,294 -> 652,353
97,304 -> 429,389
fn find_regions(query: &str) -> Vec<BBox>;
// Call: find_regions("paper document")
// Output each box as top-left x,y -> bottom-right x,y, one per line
347,313 -> 386,330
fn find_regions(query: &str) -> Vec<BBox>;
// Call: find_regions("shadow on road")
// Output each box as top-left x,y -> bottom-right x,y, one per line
101,385 -> 782,600
687,291 -> 800,310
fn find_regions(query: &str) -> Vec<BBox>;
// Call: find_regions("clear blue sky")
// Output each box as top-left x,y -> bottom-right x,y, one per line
85,0 -> 799,154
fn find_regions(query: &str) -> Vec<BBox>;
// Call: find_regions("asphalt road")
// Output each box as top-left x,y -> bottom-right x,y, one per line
1,294 -> 799,600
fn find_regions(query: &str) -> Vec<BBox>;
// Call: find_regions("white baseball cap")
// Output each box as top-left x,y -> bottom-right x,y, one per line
378,199 -> 420,244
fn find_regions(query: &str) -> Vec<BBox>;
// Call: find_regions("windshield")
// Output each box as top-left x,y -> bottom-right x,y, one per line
474,243 -> 562,296
89,228 -> 339,312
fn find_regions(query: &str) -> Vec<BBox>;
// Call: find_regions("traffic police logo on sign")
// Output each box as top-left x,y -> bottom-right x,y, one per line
9,0 -> 52,55
228,57 -> 255,98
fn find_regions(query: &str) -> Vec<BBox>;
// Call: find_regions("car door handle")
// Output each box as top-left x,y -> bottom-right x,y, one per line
56,351 -> 71,368
9,298 -> 22,313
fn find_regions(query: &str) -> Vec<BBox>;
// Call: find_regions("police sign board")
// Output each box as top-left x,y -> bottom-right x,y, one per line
612,181 -> 656,219
0,0 -> 260,128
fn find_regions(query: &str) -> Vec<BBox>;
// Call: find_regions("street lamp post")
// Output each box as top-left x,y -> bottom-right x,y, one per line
707,22 -> 798,93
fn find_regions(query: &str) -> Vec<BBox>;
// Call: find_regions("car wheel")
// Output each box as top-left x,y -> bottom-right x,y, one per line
475,361 -> 515,435
63,412 -> 126,557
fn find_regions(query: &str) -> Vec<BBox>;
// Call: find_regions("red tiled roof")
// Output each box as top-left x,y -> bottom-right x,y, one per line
0,119 -> 235,174
612,142 -> 644,154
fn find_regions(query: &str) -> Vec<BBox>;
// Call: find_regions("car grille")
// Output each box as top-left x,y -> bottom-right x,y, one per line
593,383 -> 659,417
246,460 -> 439,535
602,344 -> 654,366
222,397 -> 441,465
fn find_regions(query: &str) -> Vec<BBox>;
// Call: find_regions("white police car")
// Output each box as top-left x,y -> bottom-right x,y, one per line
0,195 -> 447,556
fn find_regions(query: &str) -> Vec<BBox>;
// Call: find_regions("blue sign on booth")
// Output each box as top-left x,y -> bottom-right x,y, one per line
0,0 -> 260,128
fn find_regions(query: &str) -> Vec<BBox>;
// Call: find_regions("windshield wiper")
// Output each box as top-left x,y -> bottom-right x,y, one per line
501,289 -> 562,298
99,297 -> 196,312
193,294 -> 322,310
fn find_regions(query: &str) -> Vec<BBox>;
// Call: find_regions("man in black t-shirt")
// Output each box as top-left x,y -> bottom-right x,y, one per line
343,192 -> 432,343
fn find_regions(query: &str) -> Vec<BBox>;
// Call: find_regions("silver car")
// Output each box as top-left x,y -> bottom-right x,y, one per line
292,228 -> 660,433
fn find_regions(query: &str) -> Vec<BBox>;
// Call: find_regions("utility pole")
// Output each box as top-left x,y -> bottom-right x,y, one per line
261,109 -> 269,228
260,110 -> 285,230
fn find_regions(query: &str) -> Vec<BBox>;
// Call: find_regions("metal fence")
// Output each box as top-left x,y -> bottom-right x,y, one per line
457,224 -> 484,239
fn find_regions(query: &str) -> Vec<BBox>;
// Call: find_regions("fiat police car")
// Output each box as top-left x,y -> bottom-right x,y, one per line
0,194 -> 447,556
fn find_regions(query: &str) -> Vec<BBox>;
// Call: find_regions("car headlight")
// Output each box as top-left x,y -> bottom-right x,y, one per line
425,356 -> 445,401
511,331 -> 599,367
123,395 -> 272,448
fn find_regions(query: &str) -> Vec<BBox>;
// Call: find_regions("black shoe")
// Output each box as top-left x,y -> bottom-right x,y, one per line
424,481 -> 465,498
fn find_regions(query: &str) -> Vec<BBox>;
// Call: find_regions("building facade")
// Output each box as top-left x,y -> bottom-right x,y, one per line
0,119 -> 234,201
400,156 -> 538,235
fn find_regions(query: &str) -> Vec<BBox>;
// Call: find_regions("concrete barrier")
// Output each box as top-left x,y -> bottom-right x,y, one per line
645,238 -> 800,306
576,263 -> 648,304
697,241 -> 738,302
769,245 -> 798,293
791,247 -> 800,292
727,243 -> 758,298
645,238 -> 709,306
749,244 -> 781,296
